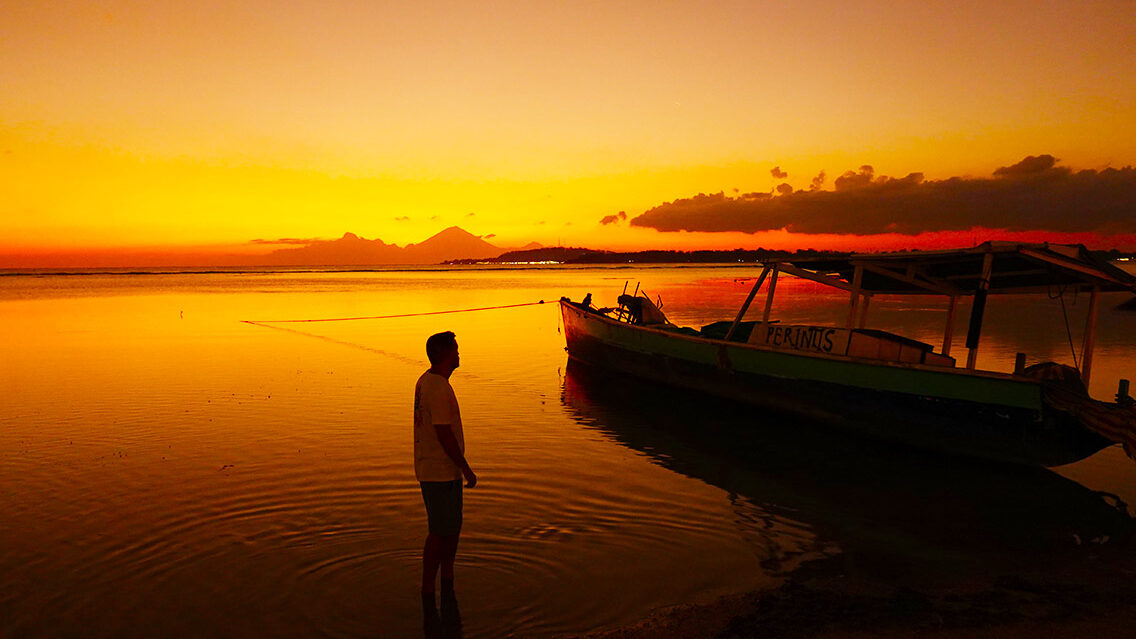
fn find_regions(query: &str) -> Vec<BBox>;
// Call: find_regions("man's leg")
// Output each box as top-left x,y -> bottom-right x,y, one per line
439,585 -> 462,636
440,480 -> 462,585
439,534 -> 459,583
422,533 -> 443,594
421,589 -> 441,639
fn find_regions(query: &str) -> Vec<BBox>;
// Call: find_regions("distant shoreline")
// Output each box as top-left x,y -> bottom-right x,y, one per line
445,246 -> 843,265
446,246 -> 1136,266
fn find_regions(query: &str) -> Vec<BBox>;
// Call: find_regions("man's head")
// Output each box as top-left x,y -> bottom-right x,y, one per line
426,331 -> 459,373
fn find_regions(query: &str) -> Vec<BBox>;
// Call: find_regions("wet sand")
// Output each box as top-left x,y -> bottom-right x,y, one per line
569,543 -> 1136,639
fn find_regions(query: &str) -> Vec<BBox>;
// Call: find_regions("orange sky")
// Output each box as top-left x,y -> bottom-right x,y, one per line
3,1 -> 1136,264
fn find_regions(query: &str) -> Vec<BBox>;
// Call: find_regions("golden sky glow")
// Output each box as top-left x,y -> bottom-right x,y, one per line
3,1 -> 1136,263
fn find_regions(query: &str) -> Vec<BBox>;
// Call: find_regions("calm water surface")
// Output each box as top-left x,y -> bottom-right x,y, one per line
2,265 -> 1135,638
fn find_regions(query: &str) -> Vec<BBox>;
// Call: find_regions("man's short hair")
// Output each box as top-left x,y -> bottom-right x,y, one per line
426,331 -> 457,365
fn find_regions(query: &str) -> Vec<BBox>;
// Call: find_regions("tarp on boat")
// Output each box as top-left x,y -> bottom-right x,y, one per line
768,242 -> 1136,296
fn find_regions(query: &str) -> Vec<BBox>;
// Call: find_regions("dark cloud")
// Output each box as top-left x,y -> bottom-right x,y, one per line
393,216 -> 410,221
810,170 -> 826,191
485,233 -> 496,239
600,210 -> 628,225
771,166 -> 788,179
629,155 -> 1136,236
993,154 -> 1059,178
466,212 -> 476,217
833,165 -> 880,191
775,183 -> 793,195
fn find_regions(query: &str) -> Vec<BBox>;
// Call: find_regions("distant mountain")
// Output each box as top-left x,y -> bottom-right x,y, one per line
402,226 -> 503,263
258,232 -> 401,265
257,226 -> 520,265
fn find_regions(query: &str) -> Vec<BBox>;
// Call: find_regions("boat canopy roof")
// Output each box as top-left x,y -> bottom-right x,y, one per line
766,242 -> 1136,295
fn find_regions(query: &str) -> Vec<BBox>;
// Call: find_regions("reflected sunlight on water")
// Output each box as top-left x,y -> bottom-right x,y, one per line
2,265 -> 1134,638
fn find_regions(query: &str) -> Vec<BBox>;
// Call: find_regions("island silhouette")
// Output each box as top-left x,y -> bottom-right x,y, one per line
255,226 -> 537,266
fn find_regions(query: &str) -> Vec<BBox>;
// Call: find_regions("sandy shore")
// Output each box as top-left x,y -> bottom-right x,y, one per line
565,543 -> 1136,639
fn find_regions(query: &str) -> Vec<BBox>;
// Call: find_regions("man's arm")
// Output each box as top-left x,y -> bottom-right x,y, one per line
433,423 -> 477,488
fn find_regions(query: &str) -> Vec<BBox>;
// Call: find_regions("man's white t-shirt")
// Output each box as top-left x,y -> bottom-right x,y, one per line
413,371 -> 465,482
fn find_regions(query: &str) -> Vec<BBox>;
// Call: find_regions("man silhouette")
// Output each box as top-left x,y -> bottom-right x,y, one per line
414,331 -> 477,596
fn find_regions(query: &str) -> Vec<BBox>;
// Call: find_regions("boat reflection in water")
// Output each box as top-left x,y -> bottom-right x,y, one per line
560,360 -> 1133,584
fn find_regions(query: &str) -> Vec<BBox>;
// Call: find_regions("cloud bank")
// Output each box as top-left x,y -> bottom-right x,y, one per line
630,155 -> 1136,236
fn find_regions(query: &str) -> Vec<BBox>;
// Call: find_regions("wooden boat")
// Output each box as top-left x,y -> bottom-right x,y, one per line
559,242 -> 1136,467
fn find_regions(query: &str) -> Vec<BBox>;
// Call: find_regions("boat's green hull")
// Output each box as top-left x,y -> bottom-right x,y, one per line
560,300 -> 1112,466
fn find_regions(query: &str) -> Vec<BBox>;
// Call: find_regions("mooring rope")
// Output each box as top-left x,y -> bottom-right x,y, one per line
244,320 -> 418,362
240,299 -> 547,324
241,299 -> 552,378
1047,277 -> 1080,370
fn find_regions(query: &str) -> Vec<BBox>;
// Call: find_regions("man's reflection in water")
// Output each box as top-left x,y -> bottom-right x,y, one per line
421,588 -> 462,639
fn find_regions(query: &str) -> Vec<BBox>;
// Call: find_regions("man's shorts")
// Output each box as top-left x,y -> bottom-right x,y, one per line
420,480 -> 463,536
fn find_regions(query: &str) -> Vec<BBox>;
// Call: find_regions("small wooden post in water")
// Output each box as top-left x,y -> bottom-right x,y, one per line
725,265 -> 771,341
1081,286 -> 1100,386
1014,352 -> 1027,374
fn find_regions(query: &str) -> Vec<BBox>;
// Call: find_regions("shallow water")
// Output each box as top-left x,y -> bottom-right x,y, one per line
2,265 -> 1134,638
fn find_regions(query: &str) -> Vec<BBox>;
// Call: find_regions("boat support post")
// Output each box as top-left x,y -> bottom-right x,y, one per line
1081,286 -> 1100,386
846,264 -> 864,329
762,264 -> 779,324
942,296 -> 957,357
725,265 -> 772,341
965,252 -> 995,370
